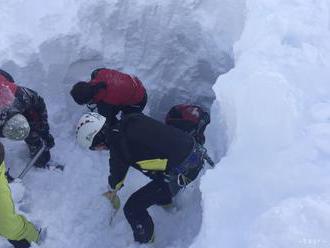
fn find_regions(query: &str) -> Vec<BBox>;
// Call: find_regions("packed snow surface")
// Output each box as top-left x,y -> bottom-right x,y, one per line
1,0 -> 330,248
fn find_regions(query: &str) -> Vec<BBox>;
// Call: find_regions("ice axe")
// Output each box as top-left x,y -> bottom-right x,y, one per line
17,142 -> 46,180
200,146 -> 215,168
204,152 -> 215,168
103,190 -> 120,225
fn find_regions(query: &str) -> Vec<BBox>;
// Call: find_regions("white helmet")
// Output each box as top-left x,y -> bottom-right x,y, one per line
3,113 -> 30,140
76,112 -> 106,149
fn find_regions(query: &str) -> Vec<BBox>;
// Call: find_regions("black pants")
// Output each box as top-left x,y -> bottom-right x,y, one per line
8,239 -> 30,248
97,92 -> 148,125
123,180 -> 172,243
24,132 -> 50,168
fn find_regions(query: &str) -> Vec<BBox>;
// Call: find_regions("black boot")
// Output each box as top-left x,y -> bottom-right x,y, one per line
124,196 -> 155,243
8,239 -> 30,248
25,133 -> 50,168
130,218 -> 154,243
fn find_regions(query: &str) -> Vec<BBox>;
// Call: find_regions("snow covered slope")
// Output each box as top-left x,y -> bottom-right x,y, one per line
194,0 -> 330,247
1,0 -> 330,248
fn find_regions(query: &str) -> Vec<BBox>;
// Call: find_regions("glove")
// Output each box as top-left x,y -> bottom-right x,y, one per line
43,133 -> 55,149
5,169 -> 14,183
103,191 -> 121,210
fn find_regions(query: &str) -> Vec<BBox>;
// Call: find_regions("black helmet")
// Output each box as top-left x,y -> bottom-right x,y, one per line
70,81 -> 95,105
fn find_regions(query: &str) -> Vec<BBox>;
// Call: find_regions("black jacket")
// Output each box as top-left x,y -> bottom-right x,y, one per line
0,86 -> 50,139
107,113 -> 194,190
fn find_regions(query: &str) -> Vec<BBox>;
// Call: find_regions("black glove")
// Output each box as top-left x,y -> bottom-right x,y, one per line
43,133 -> 55,149
5,170 -> 14,183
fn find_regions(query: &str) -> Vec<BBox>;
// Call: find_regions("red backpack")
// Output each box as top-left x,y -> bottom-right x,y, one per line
165,104 -> 210,145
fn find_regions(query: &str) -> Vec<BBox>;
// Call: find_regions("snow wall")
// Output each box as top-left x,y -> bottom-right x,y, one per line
0,0 -> 244,120
194,0 -> 330,248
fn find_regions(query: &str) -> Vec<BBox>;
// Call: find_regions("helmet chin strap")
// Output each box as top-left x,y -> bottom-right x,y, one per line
90,123 -> 108,150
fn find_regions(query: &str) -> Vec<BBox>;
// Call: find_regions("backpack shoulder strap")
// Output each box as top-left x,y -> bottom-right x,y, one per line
0,142 -> 4,164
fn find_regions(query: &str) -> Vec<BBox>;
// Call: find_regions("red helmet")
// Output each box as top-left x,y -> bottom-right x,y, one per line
165,104 -> 210,144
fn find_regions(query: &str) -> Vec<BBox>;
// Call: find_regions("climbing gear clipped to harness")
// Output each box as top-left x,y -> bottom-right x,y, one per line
165,143 -> 215,191
177,173 -> 191,187
166,143 -> 205,188
203,149 -> 215,168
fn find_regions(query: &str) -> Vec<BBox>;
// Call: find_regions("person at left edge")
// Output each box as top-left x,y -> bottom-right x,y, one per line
0,69 -> 55,168
0,141 -> 41,248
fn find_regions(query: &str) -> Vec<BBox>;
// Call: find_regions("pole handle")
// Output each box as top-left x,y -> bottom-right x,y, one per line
18,143 -> 46,179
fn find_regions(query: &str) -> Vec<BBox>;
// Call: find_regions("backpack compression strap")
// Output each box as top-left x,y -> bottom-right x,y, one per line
0,142 -> 4,164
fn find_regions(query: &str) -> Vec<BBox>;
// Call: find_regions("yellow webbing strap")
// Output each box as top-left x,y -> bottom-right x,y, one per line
136,159 -> 168,171
114,179 -> 125,191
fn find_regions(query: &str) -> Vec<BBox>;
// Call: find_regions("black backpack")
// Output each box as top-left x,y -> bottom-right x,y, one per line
165,104 -> 210,145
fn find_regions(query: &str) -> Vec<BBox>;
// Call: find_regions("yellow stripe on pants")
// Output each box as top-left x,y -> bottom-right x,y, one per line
0,162 -> 39,243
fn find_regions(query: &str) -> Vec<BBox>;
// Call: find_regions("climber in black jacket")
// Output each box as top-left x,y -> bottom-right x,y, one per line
76,112 -> 207,243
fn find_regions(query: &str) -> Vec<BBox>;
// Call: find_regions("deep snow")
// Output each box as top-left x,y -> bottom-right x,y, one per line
193,0 -> 330,247
1,0 -> 330,248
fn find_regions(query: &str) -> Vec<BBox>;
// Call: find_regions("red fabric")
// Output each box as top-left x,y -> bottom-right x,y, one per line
90,69 -> 145,105
175,104 -> 201,124
0,76 -> 17,109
